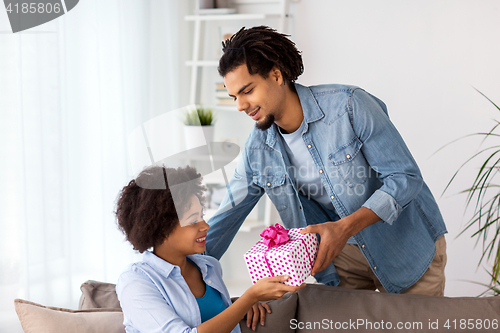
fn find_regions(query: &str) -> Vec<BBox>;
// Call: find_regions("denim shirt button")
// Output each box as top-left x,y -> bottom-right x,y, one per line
299,206 -> 302,209
346,154 -> 351,159
330,195 -> 335,200
361,244 -> 365,248
373,266 -> 377,270
307,144 -> 312,149
267,182 -> 271,187
208,280 -> 212,284
319,170 -> 323,174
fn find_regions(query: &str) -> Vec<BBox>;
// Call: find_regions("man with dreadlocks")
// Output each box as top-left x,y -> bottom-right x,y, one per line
206,26 -> 447,296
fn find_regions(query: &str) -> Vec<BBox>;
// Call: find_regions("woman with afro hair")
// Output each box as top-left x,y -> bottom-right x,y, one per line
115,165 -> 304,333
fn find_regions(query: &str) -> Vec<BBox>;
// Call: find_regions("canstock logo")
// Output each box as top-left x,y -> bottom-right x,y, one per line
4,0 -> 79,33
128,105 -> 244,223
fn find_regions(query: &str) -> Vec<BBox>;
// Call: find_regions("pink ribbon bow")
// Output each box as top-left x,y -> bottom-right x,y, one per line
260,223 -> 289,248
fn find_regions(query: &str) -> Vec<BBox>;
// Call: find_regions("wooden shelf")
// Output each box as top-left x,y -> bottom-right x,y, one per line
185,13 -> 280,21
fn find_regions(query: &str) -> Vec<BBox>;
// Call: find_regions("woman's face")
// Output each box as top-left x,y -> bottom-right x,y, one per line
165,195 -> 209,255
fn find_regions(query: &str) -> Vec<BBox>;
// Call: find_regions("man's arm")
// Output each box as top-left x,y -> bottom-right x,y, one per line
352,88 -> 424,223
206,148 -> 264,260
303,88 -> 423,274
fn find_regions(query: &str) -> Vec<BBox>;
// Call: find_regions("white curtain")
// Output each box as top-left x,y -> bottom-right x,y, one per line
0,1 -> 190,331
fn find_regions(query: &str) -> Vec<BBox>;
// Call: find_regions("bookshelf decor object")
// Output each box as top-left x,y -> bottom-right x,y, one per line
185,0 -> 296,230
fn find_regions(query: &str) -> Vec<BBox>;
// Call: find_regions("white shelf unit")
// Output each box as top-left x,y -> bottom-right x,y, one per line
185,0 -> 292,105
185,0 -> 294,230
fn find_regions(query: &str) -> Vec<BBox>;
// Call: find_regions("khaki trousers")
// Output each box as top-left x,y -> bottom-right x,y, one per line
332,236 -> 447,296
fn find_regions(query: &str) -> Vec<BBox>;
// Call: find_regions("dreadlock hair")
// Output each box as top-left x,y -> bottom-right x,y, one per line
115,165 -> 206,253
218,26 -> 303,85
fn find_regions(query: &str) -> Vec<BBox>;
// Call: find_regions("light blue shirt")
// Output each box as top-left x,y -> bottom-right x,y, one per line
116,252 -> 241,333
207,83 -> 447,293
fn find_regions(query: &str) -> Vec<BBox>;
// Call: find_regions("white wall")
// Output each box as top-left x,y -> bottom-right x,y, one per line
284,0 -> 500,296
219,1 -> 500,298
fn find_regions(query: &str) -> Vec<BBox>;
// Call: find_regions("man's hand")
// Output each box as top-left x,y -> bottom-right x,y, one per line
301,221 -> 350,275
301,207 -> 381,276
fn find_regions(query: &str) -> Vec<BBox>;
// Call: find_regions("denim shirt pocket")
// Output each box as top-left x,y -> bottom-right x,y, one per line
252,173 -> 288,211
328,137 -> 368,188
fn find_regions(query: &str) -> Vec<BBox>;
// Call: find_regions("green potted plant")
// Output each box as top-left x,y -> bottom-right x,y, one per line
183,106 -> 215,149
442,89 -> 500,295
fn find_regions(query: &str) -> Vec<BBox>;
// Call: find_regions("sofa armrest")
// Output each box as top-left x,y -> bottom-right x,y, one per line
296,285 -> 500,332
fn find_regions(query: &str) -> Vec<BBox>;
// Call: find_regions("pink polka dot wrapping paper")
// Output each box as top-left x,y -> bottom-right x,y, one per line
243,228 -> 319,286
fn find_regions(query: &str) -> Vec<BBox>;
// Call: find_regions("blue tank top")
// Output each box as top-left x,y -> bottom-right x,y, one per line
187,258 -> 227,322
196,284 -> 227,322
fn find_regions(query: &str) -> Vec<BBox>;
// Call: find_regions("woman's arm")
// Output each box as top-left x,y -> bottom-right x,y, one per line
117,264 -> 304,333
197,275 -> 304,333
117,274 -> 199,333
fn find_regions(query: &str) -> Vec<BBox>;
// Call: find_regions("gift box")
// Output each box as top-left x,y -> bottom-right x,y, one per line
244,224 -> 318,286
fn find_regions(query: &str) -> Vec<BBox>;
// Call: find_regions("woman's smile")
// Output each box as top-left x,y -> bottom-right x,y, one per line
196,235 -> 207,244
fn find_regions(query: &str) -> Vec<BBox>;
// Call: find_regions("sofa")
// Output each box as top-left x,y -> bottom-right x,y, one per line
14,280 -> 500,332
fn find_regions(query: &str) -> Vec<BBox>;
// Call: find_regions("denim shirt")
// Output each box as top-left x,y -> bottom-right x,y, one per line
206,83 -> 447,294
116,252 -> 241,333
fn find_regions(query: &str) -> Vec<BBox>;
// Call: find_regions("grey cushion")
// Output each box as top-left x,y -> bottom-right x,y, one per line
14,299 -> 124,333
296,284 -> 500,332
79,280 -> 121,310
239,292 -> 297,333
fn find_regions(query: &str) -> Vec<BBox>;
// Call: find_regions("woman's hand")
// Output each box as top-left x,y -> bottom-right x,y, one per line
197,276 -> 305,333
245,302 -> 271,331
248,275 -> 306,303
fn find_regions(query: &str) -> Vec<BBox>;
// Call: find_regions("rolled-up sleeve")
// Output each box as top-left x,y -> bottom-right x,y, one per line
350,88 -> 423,224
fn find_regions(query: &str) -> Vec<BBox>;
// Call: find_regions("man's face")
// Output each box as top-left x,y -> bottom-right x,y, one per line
224,64 -> 285,131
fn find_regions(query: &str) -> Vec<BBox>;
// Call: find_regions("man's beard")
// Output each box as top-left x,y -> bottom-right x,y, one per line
256,114 -> 275,131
